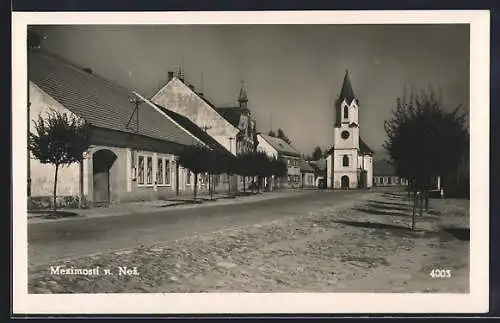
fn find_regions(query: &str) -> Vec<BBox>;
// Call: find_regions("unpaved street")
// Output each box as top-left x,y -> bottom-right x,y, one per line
28,190 -> 469,293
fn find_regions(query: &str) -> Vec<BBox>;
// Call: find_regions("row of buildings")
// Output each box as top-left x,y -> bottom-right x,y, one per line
27,49 -> 317,209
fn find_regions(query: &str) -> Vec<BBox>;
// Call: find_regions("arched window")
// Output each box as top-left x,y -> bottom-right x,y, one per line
342,155 -> 349,167
343,106 -> 349,119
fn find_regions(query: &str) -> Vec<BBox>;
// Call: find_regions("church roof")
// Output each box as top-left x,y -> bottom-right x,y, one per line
325,137 -> 374,156
28,50 -> 202,147
338,70 -> 356,105
359,138 -> 375,155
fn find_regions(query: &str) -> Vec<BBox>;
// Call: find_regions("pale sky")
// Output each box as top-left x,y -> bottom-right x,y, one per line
32,24 -> 470,156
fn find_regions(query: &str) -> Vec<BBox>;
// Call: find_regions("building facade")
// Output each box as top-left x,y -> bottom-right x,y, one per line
28,50 -> 216,209
150,71 -> 257,191
372,159 -> 409,187
325,70 -> 374,189
257,133 -> 302,189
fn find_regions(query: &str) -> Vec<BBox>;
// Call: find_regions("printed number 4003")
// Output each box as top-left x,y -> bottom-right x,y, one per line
430,269 -> 451,278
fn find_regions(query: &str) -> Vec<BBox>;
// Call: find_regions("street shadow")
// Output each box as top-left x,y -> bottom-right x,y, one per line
353,207 -> 410,217
353,207 -> 439,220
368,199 -> 410,208
365,202 -> 411,212
442,227 -> 470,241
335,220 -> 411,232
29,210 -> 79,219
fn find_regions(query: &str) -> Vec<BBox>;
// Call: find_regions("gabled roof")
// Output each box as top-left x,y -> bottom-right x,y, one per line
310,158 -> 327,172
299,159 -> 315,173
373,159 -> 397,176
155,105 -> 234,158
259,134 -> 301,158
29,50 -> 201,147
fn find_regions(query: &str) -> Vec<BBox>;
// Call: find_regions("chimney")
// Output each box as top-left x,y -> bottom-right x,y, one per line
168,71 -> 174,81
83,68 -> 92,74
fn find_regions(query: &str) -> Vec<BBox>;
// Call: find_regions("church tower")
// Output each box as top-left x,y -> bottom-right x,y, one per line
238,80 -> 249,111
330,70 -> 361,189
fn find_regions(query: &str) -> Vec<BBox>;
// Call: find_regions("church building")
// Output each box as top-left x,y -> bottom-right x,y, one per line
325,70 -> 374,189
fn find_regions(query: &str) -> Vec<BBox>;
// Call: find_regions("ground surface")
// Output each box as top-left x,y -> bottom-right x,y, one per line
28,190 -> 469,293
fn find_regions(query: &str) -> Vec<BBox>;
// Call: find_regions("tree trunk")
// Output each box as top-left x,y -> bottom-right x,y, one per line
175,162 -> 180,196
411,188 -> 417,231
419,191 -> 424,217
243,176 -> 246,193
53,164 -> 59,212
424,189 -> 429,210
79,160 -> 84,208
193,173 -> 198,200
227,174 -> 231,196
209,174 -> 213,200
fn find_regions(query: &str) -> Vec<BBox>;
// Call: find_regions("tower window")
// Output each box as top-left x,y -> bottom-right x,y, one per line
342,155 -> 349,167
343,106 -> 348,119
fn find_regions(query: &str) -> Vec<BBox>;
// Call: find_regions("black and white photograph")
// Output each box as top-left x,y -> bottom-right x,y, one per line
12,11 -> 489,314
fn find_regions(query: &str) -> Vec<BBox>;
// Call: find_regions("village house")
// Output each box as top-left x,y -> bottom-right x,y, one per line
150,70 -> 258,191
257,133 -> 302,189
325,70 -> 374,189
372,159 -> 409,187
299,160 -> 316,188
309,158 -> 327,189
28,50 -> 218,209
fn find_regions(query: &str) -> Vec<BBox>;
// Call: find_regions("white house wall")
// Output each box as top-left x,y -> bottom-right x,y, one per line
151,78 -> 239,155
29,82 -> 81,198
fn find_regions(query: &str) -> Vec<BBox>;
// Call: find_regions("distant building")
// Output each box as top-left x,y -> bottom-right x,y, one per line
28,50 -> 212,208
257,133 -> 302,189
372,159 -> 409,187
325,70 -> 374,189
309,158 -> 327,188
299,160 -> 316,188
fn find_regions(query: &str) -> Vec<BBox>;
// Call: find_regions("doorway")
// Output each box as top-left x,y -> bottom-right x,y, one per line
92,149 -> 118,205
341,175 -> 350,189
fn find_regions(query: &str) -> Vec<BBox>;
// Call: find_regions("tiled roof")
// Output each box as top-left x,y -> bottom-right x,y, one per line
214,107 -> 243,128
29,50 -> 201,147
373,159 -> 397,176
299,159 -> 315,173
310,158 -> 327,172
155,105 -> 234,158
259,134 -> 301,158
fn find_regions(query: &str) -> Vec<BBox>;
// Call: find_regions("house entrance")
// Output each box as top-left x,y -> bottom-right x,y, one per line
341,175 -> 350,189
92,149 -> 117,205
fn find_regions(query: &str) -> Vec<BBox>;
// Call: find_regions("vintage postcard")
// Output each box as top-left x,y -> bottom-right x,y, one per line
12,10 -> 489,314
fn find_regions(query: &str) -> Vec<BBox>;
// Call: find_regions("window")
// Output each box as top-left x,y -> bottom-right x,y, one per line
146,157 -> 153,185
138,156 -> 144,185
165,159 -> 171,185
186,170 -> 191,185
388,177 -> 392,184
342,155 -> 349,167
343,106 -> 348,119
157,158 -> 164,184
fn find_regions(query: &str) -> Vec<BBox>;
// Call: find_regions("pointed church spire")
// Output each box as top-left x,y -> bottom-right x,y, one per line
238,80 -> 248,110
338,69 -> 356,104
238,80 -> 248,103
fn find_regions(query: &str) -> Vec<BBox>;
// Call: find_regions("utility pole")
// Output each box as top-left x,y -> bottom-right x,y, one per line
201,125 -> 213,198
127,96 -> 144,184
